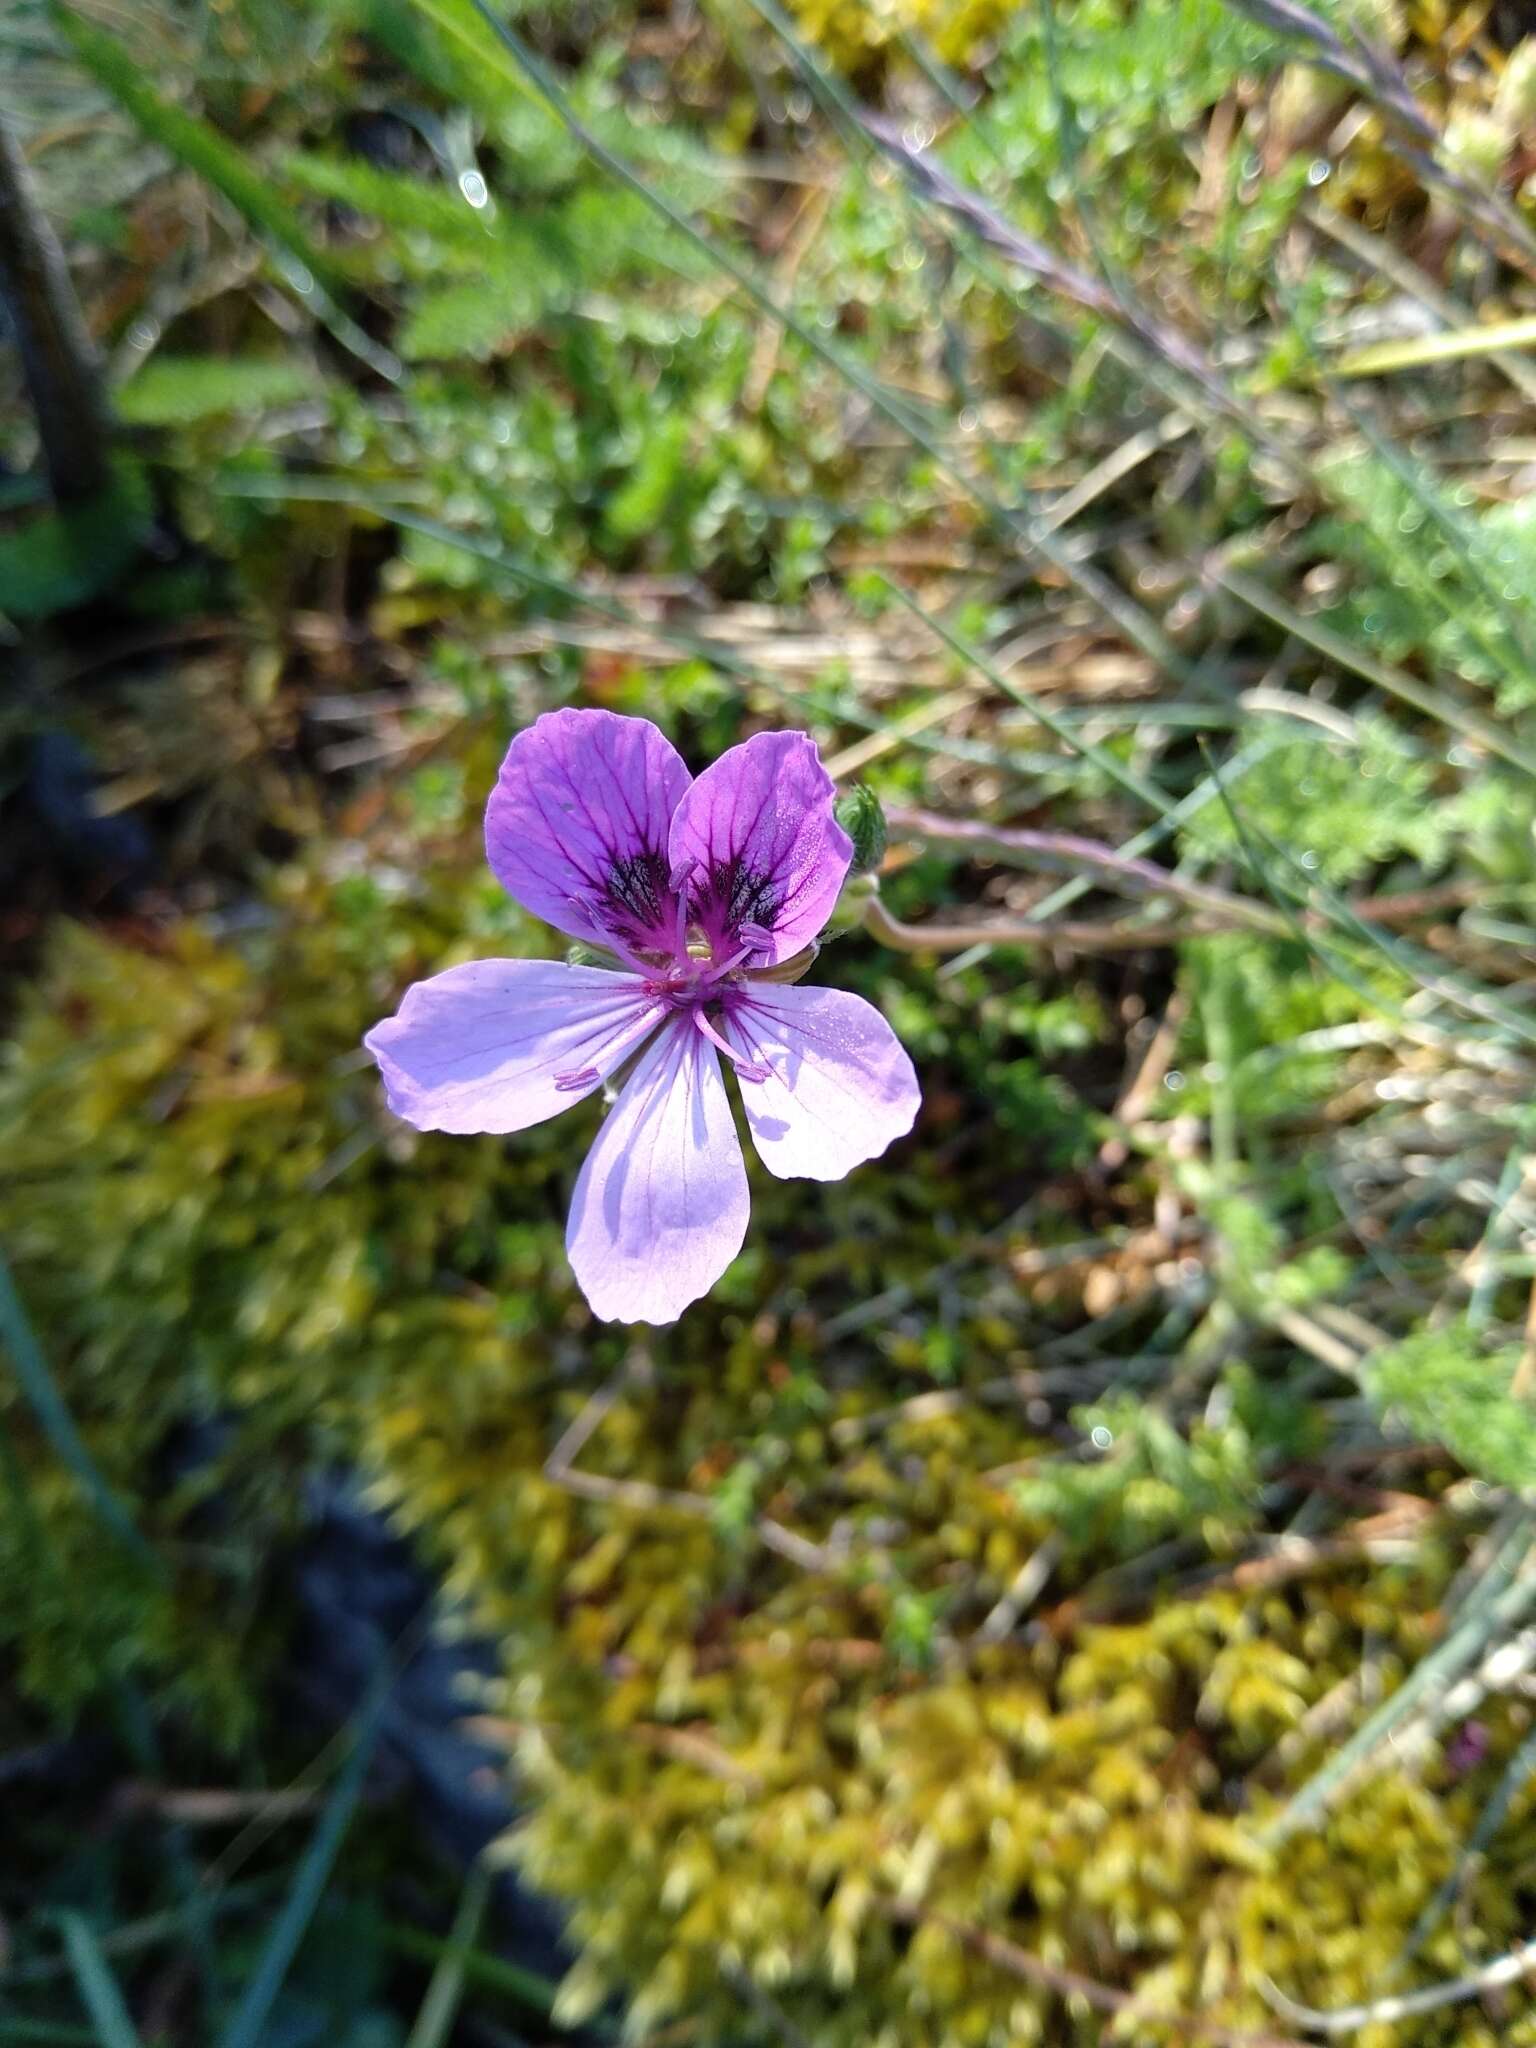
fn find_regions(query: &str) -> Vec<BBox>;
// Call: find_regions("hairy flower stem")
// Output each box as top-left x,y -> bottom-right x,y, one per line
887,806 -> 1292,937
862,894 -> 1209,955
861,880 -> 1488,958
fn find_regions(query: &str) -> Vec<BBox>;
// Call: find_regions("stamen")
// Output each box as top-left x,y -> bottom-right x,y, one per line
552,1000 -> 670,1096
670,858 -> 696,960
691,1008 -> 771,1084
707,940 -> 755,980
739,920 -> 776,954
554,1065 -> 600,1092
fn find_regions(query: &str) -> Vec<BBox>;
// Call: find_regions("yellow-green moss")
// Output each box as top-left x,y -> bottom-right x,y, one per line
3,801 -> 1533,2044
787,0 -> 1018,69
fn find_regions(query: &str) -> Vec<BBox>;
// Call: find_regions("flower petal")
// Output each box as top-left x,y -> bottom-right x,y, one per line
667,729 -> 852,966
565,1017 -> 749,1324
722,982 -> 920,1180
484,709 -> 693,955
365,959 -> 664,1135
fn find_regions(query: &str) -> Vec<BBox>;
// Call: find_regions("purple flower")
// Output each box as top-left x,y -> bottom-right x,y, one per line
364,710 -> 920,1324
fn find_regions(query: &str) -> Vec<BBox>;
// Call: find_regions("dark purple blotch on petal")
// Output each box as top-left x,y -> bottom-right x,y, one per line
484,708 -> 693,957
691,857 -> 781,955
595,848 -> 678,956
668,729 -> 852,966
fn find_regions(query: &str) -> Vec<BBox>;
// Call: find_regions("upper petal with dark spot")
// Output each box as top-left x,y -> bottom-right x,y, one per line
667,730 -> 852,966
484,709 -> 693,956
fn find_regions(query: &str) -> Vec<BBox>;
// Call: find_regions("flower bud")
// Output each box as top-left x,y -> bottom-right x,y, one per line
834,785 -> 888,876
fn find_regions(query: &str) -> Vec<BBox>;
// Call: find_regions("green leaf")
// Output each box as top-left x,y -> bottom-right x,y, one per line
1369,1321 -> 1536,1491
364,0 -> 539,120
0,460 -> 153,623
602,414 -> 689,542
284,151 -> 503,245
397,274 -> 543,361
51,5 -> 336,287
116,355 -> 321,426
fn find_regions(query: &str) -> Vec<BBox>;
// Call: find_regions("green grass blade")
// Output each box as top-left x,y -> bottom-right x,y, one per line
1338,313 -> 1536,375
1028,733 -> 1287,920
59,1915 -> 142,2048
424,0 -> 1191,691
1215,564 -> 1536,780
1272,274 -> 1536,683
403,1862 -> 493,2048
1189,740 -> 1524,1074
50,7 -> 331,285
938,731 -> 1291,976
217,1665 -> 393,2048
1218,786 -> 1536,1048
213,474 -> 1096,783
5,1884 -> 277,1989
874,574 -> 1177,819
384,1919 -> 563,2020
0,1251 -> 159,1574
1261,1514 -> 1536,1846
887,18 -> 1291,472
1466,1124 -> 1536,1332
50,6 -> 401,385
1405,1714 -> 1536,1957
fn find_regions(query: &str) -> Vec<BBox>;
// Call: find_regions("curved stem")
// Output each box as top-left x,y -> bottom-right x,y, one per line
886,806 -> 1290,936
874,813 -> 1493,958
861,885 -> 1488,960
862,894 -> 1208,956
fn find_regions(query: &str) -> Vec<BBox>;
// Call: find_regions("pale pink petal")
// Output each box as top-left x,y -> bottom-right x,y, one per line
365,959 -> 664,1135
721,983 -> 920,1180
565,1017 -> 748,1324
484,709 -> 693,955
666,729 -> 852,967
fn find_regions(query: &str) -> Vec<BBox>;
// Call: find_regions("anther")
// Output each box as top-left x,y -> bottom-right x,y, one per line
691,1009 -> 772,1083
553,1065 -> 600,1091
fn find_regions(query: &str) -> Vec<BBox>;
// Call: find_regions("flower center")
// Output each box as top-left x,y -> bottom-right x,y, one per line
645,954 -> 744,1009
641,961 -> 772,1084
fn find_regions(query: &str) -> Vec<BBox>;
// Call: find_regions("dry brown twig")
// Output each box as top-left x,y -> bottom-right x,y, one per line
110,1784 -> 319,1826
743,181 -> 833,411
543,1357 -> 829,1573
972,1532 -> 1062,1644
876,1900 -> 1311,2048
1099,988 -> 1191,1175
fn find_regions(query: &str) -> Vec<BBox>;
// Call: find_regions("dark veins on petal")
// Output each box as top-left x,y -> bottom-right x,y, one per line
696,857 -> 780,944
601,848 -> 676,950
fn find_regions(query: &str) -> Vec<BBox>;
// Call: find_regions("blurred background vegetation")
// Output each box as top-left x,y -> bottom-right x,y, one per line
7,0 -> 1536,2041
